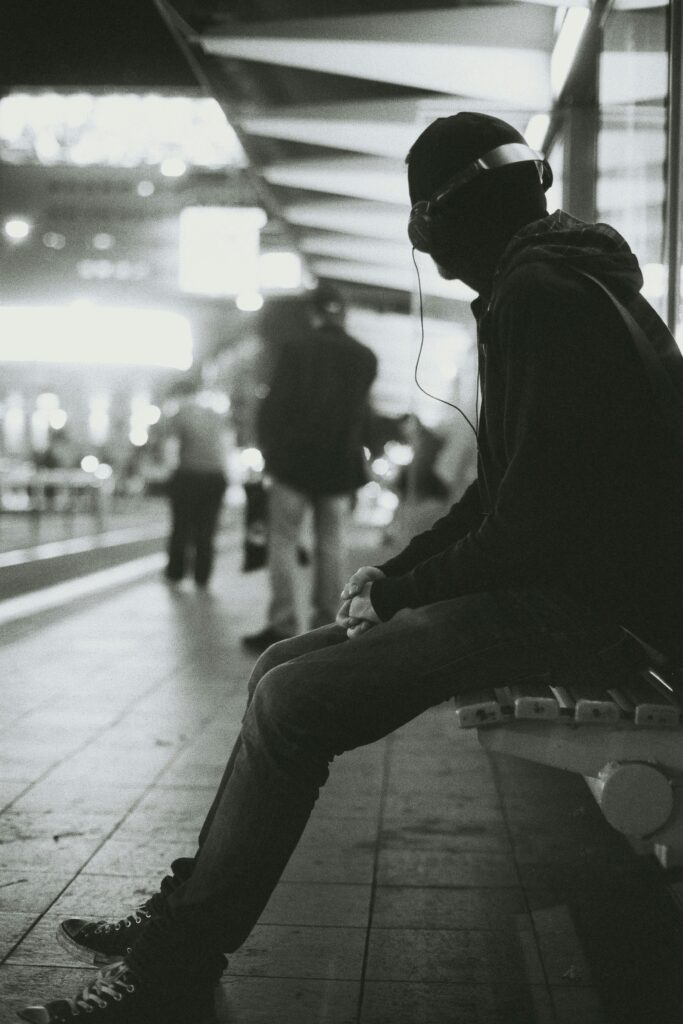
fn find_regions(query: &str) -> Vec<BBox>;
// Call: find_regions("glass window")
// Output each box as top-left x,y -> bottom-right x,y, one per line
598,4 -> 669,320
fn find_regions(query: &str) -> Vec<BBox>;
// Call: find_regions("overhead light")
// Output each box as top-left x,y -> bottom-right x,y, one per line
137,180 -> 155,197
524,114 -> 550,153
551,7 -> 591,98
236,292 -> 264,312
93,232 -> 114,251
0,92 -> 246,170
0,306 -> 193,369
258,251 -> 303,291
179,206 -> 267,297
43,231 -> 66,249
160,157 -> 187,178
4,217 -> 31,241
49,409 -> 68,430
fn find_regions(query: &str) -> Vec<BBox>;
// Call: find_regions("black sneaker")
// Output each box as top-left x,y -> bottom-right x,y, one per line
240,626 -> 291,654
56,897 -> 161,966
18,961 -> 217,1024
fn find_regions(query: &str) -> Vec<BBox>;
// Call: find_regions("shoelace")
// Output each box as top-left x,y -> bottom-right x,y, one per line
68,965 -> 135,1014
94,908 -> 152,935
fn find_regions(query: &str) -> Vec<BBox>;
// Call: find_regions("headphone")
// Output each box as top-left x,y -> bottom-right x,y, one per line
407,142 -> 553,255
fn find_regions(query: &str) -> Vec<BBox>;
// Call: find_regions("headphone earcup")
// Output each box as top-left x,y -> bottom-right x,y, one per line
541,159 -> 553,192
407,200 -> 437,253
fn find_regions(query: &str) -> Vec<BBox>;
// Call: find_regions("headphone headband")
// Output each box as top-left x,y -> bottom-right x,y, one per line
430,142 -> 545,206
407,140 -> 551,254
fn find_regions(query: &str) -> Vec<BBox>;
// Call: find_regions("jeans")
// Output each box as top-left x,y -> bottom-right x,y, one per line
268,478 -> 350,634
166,470 -> 227,586
129,586 -> 627,981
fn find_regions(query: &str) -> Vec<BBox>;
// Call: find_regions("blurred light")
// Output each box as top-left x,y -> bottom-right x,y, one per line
0,306 -> 193,369
4,218 -> 31,241
81,455 -> 99,473
43,231 -> 66,249
146,404 -> 161,425
384,442 -> 414,466
160,157 -> 187,178
49,409 -> 67,430
94,463 -> 113,480
363,481 -> 381,498
36,392 -> 59,410
3,394 -> 25,453
236,291 -> 264,312
129,427 -> 149,447
524,114 -> 550,152
379,490 -> 400,511
31,407 -> 51,451
371,457 -> 391,477
258,251 -> 303,291
137,179 -> 155,197
0,92 -> 246,170
77,259 -> 149,281
197,391 -> 230,414
642,262 -> 667,300
551,8 -> 590,97
89,395 -> 110,445
93,232 -> 114,251
179,206 -> 267,297
240,447 -> 265,473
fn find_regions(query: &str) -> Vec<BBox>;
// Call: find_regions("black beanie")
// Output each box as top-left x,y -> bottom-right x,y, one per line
407,111 -> 531,205
407,112 -> 548,258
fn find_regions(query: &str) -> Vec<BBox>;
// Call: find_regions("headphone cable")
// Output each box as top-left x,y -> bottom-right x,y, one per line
411,248 -> 479,442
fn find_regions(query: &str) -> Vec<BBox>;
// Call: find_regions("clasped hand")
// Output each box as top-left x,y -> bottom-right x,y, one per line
335,565 -> 385,639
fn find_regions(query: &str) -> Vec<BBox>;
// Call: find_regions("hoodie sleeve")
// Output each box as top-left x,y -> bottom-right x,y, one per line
375,480 -> 484,578
369,271 -> 626,621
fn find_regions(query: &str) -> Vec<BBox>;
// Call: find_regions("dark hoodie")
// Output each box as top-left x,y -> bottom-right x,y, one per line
371,212 -> 683,655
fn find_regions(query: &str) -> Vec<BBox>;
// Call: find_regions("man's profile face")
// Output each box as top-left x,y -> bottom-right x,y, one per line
433,251 -> 483,292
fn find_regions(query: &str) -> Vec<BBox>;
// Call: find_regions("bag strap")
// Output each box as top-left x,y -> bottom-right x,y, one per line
578,270 -> 683,458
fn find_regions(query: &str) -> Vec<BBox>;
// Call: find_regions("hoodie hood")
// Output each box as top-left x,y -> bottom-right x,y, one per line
495,210 -> 644,302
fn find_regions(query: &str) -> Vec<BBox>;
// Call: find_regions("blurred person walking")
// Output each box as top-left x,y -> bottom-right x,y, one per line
163,379 -> 228,589
242,286 -> 378,653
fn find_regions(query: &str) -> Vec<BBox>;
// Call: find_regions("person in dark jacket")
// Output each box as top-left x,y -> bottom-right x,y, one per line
24,112 -> 683,1024
242,285 -> 378,653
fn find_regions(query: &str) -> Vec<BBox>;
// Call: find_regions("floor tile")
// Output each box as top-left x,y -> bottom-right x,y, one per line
359,981 -> 550,1024
377,844 -> 519,887
282,818 -> 377,885
9,780 -> 149,816
371,885 -> 527,930
0,814 -> 116,873
48,872 -> 159,916
0,781 -> 29,809
218,976 -> 359,1024
260,882 -> 371,928
364,926 -> 543,985
0,911 -> 38,960
83,835 -> 192,879
117,785 -> 215,836
0,874 -> 65,915
226,924 -> 366,980
0,964 -> 96,1024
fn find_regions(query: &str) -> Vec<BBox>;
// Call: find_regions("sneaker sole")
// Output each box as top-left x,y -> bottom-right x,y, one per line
55,923 -> 124,966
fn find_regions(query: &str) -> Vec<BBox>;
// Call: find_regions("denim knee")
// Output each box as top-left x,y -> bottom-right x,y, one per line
245,664 -> 332,760
246,638 -> 296,702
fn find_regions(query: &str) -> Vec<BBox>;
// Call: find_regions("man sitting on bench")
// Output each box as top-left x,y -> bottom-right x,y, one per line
20,112 -> 683,1024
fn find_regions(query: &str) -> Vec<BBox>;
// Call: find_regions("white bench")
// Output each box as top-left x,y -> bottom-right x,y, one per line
453,663 -> 683,868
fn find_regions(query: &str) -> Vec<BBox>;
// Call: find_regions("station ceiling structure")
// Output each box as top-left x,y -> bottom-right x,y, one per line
155,0 -> 667,309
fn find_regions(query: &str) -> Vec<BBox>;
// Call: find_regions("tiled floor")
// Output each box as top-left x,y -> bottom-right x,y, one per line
1,526 -> 683,1023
